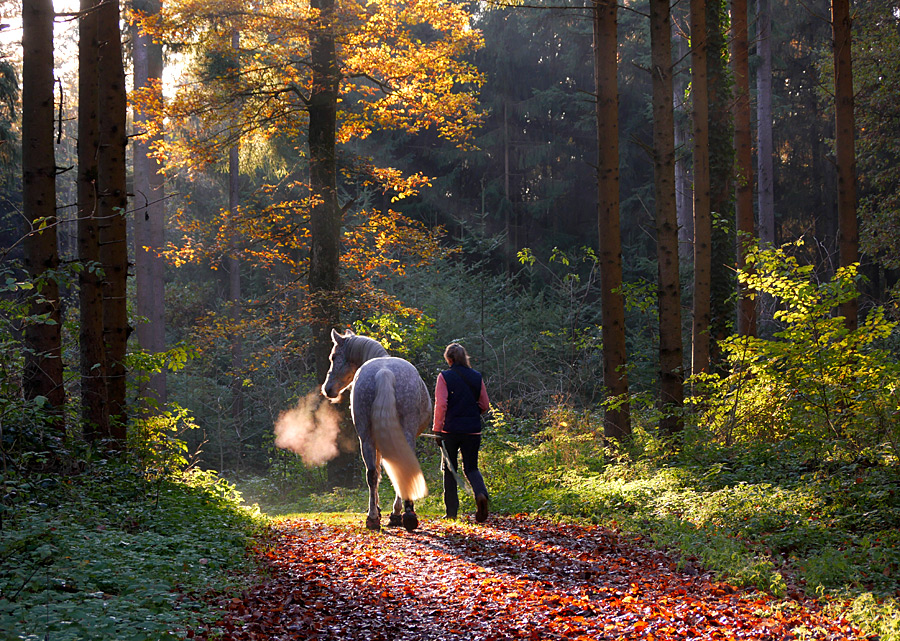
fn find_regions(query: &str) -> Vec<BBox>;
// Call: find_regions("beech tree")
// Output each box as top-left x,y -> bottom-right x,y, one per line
650,0 -> 683,436
592,0 -> 630,439
22,0 -> 64,428
140,0 -> 483,377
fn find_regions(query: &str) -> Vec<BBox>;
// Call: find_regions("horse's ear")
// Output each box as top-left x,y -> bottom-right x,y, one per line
331,328 -> 344,343
345,328 -> 356,336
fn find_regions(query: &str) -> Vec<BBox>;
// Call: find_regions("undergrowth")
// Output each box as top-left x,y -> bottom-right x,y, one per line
0,461 -> 265,641
474,406 -> 900,641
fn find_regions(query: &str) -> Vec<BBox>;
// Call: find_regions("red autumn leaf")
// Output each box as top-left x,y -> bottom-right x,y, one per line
184,515 -> 866,640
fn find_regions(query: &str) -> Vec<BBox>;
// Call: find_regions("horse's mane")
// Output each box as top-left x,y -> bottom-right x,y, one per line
346,334 -> 389,364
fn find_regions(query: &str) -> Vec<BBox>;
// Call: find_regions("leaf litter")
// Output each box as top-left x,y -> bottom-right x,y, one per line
186,515 -> 863,640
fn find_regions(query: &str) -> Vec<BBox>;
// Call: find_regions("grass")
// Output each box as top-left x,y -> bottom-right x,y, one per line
0,461 -> 266,641
5,412 -> 898,640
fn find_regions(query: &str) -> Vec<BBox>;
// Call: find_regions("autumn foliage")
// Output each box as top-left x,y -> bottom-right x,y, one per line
189,516 -> 863,640
131,0 -> 483,355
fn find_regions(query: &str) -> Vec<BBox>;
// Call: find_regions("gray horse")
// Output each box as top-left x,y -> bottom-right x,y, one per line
321,329 -> 432,531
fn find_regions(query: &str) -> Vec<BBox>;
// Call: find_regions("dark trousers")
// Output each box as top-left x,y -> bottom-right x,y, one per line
440,432 -> 488,517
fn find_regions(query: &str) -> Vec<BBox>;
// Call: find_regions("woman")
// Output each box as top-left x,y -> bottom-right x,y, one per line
432,343 -> 491,522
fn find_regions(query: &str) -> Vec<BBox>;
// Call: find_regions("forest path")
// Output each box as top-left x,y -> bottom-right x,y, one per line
192,515 -> 860,640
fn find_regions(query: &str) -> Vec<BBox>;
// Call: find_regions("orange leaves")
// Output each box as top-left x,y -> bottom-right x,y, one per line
136,0 -> 483,173
186,516 -> 864,641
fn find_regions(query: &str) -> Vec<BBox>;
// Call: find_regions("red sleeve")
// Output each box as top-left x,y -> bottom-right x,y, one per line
432,373 -> 448,433
478,381 -> 490,414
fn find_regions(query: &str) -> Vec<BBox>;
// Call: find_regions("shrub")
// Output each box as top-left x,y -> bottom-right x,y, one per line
698,240 -> 900,455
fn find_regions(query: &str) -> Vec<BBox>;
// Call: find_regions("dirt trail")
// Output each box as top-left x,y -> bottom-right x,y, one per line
191,515 -> 861,640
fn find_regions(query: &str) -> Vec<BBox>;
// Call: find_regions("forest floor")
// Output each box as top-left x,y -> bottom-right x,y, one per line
185,514 -> 864,641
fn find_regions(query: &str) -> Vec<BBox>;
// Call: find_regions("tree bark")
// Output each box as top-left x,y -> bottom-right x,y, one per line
309,0 -> 342,384
732,0 -> 756,337
755,0 -> 776,330
673,9 -> 693,265
132,0 -> 167,406
97,0 -> 129,438
706,1 -> 734,361
78,0 -> 109,440
229,137 -> 244,427
593,0 -> 631,440
308,0 -> 359,483
22,0 -> 65,429
650,0 -> 684,437
690,0 -> 712,376
756,0 -> 774,248
832,0 -> 858,329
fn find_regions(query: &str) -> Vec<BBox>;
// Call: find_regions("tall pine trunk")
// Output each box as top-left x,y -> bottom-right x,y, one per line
593,0 -> 630,440
690,0 -> 712,377
755,0 -> 775,329
650,0 -> 684,437
132,0 -> 167,406
673,9 -> 693,265
706,1 -> 734,360
756,0 -> 774,248
732,0 -> 756,337
22,0 -> 65,429
832,0 -> 858,329
97,0 -> 129,438
78,0 -> 109,439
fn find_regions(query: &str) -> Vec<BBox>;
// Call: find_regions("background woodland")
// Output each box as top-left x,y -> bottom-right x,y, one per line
2,0 -> 900,638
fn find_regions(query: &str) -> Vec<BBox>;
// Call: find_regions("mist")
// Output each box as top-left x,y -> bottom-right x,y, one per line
274,391 -> 343,466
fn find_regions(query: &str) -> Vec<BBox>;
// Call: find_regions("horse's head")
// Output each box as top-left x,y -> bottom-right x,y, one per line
321,328 -> 357,402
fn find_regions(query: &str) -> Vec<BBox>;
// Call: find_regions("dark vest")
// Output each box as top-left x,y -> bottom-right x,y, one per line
442,365 -> 483,434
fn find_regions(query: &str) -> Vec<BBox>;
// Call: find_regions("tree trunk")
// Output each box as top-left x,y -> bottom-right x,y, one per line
78,0 -> 109,440
690,0 -> 712,376
308,0 -> 358,483
832,0 -> 858,329
732,0 -> 756,337
132,0 -> 167,407
593,0 -> 631,440
229,139 -> 244,427
650,0 -> 684,437
673,9 -> 693,265
755,0 -> 775,330
706,1 -> 734,361
756,0 -> 774,248
22,0 -> 65,430
309,0 -> 342,384
97,0 -> 129,438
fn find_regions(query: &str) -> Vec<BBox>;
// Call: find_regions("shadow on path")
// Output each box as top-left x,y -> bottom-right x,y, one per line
187,515 -> 861,640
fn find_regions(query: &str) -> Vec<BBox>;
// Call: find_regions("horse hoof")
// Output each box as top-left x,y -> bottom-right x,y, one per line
402,512 -> 418,532
366,515 -> 381,531
388,513 -> 403,527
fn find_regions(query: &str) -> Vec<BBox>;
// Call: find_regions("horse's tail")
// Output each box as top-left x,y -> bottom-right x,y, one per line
372,368 -> 428,501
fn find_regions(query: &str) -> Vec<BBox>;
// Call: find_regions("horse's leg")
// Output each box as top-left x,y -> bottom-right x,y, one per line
388,494 -> 403,527
402,499 -> 418,532
360,439 -> 382,531
397,408 -> 423,532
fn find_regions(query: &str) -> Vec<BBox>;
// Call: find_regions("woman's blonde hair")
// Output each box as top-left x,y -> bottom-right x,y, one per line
444,343 -> 471,367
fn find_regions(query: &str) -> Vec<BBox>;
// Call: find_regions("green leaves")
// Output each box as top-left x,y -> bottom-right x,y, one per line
703,240 -> 900,452
0,465 -> 263,641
